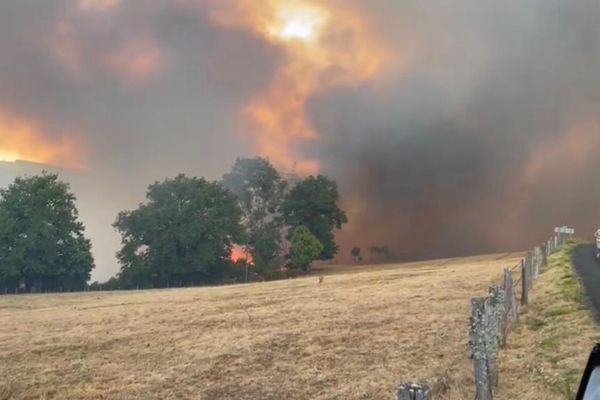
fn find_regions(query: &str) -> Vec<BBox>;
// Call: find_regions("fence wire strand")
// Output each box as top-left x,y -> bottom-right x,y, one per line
514,277 -> 522,286
509,262 -> 521,272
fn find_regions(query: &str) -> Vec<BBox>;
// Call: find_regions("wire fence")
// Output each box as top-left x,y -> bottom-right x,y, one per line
397,227 -> 575,400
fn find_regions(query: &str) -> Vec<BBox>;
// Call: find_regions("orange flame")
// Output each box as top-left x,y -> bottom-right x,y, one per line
0,110 -> 87,168
204,0 -> 389,175
231,245 -> 253,264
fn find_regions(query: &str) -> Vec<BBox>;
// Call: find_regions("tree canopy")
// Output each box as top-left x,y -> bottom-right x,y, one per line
222,157 -> 286,273
0,161 -> 350,292
282,175 -> 348,260
113,175 -> 244,288
290,226 -> 323,271
0,173 -> 94,292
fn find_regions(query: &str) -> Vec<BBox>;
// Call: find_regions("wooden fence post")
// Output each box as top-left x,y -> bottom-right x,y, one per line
531,249 -> 536,278
521,259 -> 528,306
397,383 -> 432,400
490,285 -> 507,348
484,293 -> 500,388
503,269 -> 518,323
533,247 -> 540,279
542,242 -> 548,267
524,253 -> 530,290
527,252 -> 534,289
537,247 -> 541,276
470,297 -> 493,400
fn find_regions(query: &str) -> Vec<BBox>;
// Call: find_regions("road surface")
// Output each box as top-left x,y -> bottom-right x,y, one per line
573,244 -> 600,318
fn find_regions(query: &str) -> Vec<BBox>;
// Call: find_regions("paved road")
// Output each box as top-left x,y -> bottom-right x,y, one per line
573,244 -> 600,318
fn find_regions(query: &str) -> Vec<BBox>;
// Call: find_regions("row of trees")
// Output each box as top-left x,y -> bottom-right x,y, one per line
0,157 -> 348,292
113,158 -> 347,288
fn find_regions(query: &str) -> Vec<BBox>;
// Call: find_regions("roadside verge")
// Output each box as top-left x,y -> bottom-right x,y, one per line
496,241 -> 600,400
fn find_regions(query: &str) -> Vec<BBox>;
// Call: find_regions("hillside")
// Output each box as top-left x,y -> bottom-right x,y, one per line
0,254 -> 530,400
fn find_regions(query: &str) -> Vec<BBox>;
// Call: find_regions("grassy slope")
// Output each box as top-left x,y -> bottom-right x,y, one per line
0,254 -> 519,400
496,241 -> 600,400
0,247 -> 595,400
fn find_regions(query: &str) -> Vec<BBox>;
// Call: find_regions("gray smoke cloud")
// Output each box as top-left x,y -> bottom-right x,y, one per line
308,0 -> 600,260
1,0 -> 600,278
0,0 -> 280,280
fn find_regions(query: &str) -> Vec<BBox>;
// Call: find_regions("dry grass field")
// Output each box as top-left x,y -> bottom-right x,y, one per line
0,251 -> 596,400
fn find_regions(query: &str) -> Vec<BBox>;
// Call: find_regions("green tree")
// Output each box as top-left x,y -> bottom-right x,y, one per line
114,175 -> 244,288
0,173 -> 94,292
222,157 -> 286,273
281,175 -> 348,260
290,226 -> 323,272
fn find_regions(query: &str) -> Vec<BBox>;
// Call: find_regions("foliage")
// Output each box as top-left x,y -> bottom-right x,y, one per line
0,161 -> 350,292
222,157 -> 286,272
282,175 -> 347,260
88,276 -> 122,291
0,173 -> 94,292
290,226 -> 323,271
114,174 -> 244,288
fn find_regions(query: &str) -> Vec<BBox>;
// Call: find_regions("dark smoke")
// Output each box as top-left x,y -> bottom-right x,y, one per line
308,0 -> 600,260
2,0 -> 600,278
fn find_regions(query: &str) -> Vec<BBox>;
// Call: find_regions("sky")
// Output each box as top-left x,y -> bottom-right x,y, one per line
1,0 -> 600,281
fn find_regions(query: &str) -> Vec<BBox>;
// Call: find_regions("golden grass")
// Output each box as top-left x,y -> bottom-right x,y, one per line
0,249 -> 590,400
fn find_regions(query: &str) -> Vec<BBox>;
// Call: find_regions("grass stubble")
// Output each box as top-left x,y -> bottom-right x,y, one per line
0,247 -> 596,399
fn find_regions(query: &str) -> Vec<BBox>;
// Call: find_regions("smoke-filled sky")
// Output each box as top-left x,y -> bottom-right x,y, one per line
1,0 -> 600,281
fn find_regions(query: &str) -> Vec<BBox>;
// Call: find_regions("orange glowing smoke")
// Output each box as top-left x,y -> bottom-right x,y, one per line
103,39 -> 162,84
231,245 -> 253,264
0,110 -> 86,168
78,0 -> 120,11
52,1 -> 162,85
204,0 -> 389,175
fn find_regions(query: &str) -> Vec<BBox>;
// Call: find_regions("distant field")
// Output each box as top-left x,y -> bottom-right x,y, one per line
1,254 -> 526,400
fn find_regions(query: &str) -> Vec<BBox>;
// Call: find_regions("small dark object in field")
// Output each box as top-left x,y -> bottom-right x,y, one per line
318,276 -> 324,284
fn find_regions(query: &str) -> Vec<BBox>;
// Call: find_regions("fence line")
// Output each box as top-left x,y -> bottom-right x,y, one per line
397,226 -> 574,400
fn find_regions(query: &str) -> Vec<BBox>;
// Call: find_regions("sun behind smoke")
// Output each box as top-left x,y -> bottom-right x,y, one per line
269,3 -> 326,42
204,0 -> 389,175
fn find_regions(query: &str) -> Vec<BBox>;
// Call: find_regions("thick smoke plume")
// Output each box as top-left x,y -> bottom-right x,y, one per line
308,0 -> 600,260
1,0 -> 600,278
